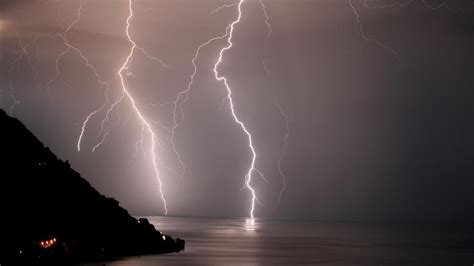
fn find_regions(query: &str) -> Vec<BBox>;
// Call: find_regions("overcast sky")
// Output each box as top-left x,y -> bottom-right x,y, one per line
1,0 -> 474,222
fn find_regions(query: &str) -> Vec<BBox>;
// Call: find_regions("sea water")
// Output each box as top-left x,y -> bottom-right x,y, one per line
83,216 -> 474,265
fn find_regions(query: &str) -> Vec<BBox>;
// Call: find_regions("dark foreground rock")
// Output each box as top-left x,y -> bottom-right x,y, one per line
0,109 -> 184,265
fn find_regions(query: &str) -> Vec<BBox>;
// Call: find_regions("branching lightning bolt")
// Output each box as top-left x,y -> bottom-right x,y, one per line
258,0 -> 292,212
92,92 -> 124,153
168,31 -> 230,179
137,47 -> 172,69
348,0 -> 400,60
210,2 -> 240,15
29,0 -> 111,152
68,0 -> 169,155
65,1 -> 170,214
8,34 -> 31,115
88,48 -> 171,154
63,2 -> 173,214
348,0 -> 447,60
7,0 -> 169,214
168,0 -> 274,184
212,0 -> 264,218
115,0 -> 167,214
208,0 -> 280,218
7,0 -> 111,145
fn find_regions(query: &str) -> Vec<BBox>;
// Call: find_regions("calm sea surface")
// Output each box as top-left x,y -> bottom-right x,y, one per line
83,216 -> 474,265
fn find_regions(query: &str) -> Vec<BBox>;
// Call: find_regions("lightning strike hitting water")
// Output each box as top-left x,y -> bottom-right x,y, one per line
205,0 -> 280,218
212,0 -> 263,218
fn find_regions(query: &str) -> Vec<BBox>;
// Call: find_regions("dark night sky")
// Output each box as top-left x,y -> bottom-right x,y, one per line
1,0 -> 474,222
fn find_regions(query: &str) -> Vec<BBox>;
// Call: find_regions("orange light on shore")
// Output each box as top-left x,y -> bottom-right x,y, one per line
39,238 -> 57,249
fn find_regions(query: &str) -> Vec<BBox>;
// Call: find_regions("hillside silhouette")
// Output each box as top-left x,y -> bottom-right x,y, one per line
0,109 -> 184,264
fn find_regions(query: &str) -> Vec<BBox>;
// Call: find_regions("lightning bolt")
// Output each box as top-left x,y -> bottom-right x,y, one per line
262,60 -> 270,76
273,99 -> 290,211
258,0 -> 272,38
137,47 -> 172,69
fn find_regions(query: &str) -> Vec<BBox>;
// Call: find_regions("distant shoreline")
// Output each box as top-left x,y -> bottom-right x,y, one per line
0,109 -> 185,265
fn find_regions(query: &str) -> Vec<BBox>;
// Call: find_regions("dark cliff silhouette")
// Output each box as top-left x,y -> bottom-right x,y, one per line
0,109 -> 184,264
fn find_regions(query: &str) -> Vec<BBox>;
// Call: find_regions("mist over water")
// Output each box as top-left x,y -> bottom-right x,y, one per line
83,216 -> 474,265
